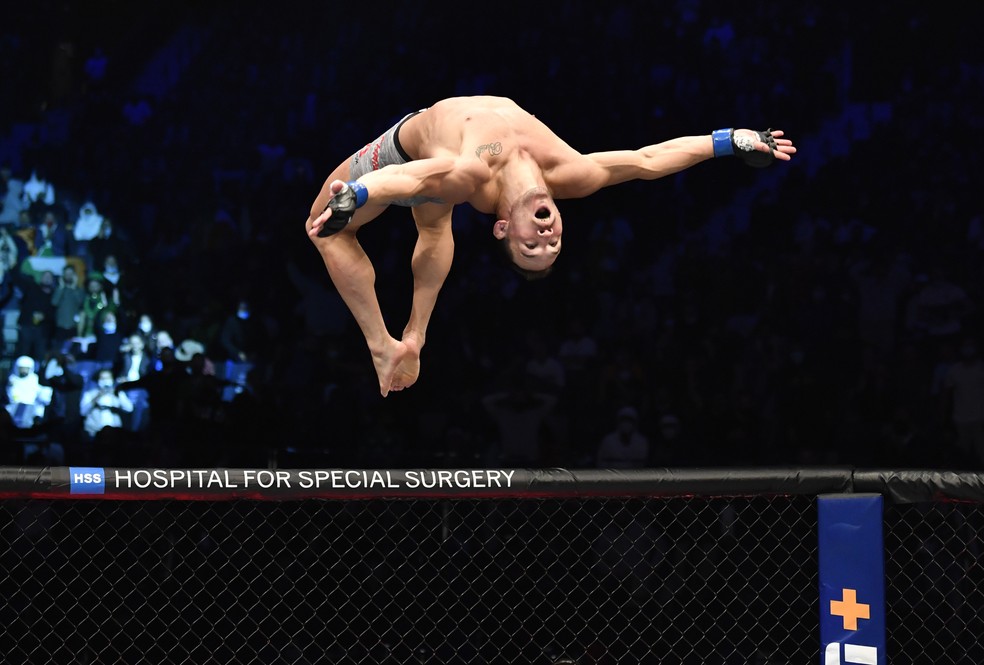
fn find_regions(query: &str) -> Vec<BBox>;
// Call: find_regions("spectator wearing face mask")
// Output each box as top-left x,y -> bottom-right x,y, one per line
151,330 -> 175,366
135,313 -> 156,340
220,299 -> 257,362
132,313 -> 162,356
92,310 -> 124,364
219,299 -> 259,396
595,406 -> 650,469
115,334 -> 153,431
116,334 -> 153,382
80,368 -> 132,440
90,254 -> 127,314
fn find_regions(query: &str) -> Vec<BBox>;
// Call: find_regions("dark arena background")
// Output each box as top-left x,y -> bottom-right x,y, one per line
1,1 -> 983,663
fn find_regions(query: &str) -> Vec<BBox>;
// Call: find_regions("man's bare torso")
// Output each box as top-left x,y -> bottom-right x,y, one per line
397,96 -> 584,213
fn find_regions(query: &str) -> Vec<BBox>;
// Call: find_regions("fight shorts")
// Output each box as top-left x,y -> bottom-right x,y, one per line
348,110 -> 444,207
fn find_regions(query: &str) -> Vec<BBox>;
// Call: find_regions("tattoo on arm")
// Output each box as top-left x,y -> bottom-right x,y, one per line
475,142 -> 503,158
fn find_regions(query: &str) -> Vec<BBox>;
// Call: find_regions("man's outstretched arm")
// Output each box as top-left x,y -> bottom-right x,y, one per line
552,129 -> 796,199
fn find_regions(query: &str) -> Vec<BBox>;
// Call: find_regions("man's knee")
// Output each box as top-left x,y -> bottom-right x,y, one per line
311,227 -> 357,266
305,211 -> 352,243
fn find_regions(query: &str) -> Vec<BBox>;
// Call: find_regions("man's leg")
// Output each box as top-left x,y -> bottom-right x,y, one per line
306,169 -> 407,397
389,203 -> 455,392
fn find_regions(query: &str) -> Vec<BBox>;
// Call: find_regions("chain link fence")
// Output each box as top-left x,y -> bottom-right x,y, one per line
4,467 -> 984,664
884,502 -> 984,665
1,496 -> 818,664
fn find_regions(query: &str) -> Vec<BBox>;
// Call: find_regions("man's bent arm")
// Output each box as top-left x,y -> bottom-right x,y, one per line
355,157 -> 487,206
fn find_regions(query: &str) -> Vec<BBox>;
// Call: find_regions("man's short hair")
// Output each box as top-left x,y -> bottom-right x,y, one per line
495,237 -> 553,281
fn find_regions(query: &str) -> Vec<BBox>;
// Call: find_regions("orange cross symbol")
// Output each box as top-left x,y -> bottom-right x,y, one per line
830,588 -> 870,631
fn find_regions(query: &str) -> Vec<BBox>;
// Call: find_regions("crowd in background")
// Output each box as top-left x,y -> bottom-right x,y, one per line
1,1 -> 982,472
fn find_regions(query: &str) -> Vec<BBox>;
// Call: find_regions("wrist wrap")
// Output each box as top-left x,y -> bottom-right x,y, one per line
712,128 -> 734,158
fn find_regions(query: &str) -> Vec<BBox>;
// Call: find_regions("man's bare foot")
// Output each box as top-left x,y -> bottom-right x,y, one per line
370,336 -> 410,397
389,333 -> 423,393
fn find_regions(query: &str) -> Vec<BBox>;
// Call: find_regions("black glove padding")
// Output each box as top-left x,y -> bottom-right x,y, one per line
734,129 -> 778,168
316,183 -> 359,238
